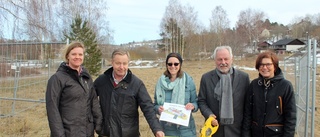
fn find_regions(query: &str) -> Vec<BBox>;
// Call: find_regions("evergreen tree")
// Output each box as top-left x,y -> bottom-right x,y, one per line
64,15 -> 102,76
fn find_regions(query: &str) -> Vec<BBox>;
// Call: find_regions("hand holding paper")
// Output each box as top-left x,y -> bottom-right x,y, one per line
159,102 -> 191,126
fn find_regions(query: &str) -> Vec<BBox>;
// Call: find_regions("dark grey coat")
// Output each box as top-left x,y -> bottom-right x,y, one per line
46,62 -> 102,137
198,67 -> 250,137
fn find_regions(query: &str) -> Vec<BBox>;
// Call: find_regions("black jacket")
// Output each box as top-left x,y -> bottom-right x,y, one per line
46,62 -> 102,137
243,68 -> 296,137
94,67 -> 163,137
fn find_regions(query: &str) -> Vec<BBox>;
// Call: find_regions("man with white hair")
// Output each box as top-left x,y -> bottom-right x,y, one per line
198,46 -> 250,137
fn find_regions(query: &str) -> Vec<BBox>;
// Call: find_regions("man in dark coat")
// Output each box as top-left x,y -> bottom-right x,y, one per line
198,46 -> 250,137
94,49 -> 165,137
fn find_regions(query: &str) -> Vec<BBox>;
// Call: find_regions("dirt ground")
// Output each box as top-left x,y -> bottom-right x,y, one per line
132,58 -> 320,137
0,57 -> 319,137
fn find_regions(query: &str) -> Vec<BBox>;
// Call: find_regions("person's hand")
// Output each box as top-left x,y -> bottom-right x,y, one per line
185,103 -> 194,110
211,118 -> 219,126
155,131 -> 165,137
209,114 -> 219,126
158,106 -> 164,114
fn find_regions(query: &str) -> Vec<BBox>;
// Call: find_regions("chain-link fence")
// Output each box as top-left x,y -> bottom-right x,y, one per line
283,39 -> 319,137
0,42 -> 68,136
0,40 -> 319,136
0,42 -> 66,118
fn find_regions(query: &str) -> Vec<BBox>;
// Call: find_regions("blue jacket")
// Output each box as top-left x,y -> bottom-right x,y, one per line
154,72 -> 198,137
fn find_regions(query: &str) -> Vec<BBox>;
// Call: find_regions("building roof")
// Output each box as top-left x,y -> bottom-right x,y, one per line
258,41 -> 271,47
272,38 -> 305,46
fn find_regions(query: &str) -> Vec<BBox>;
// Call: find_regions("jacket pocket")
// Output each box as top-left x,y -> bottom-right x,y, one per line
265,124 -> 283,136
276,96 -> 283,115
120,93 -> 138,116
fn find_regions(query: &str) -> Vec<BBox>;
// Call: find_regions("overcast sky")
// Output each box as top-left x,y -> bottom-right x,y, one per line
107,0 -> 319,44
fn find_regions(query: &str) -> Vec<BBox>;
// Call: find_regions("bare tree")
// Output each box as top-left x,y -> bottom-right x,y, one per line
209,5 -> 230,49
236,8 -> 267,52
24,0 -> 53,41
57,0 -> 112,44
160,0 -> 201,59
269,22 -> 289,42
164,18 -> 184,54
0,0 -> 112,44
310,13 -> 320,40
289,16 -> 314,39
315,13 -> 320,26
1,0 -> 28,40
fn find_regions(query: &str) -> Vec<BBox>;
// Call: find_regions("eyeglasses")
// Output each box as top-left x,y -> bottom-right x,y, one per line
260,63 -> 273,68
167,63 -> 179,66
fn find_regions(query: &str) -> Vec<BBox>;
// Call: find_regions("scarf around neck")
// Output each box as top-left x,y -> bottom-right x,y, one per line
215,68 -> 234,125
155,72 -> 186,105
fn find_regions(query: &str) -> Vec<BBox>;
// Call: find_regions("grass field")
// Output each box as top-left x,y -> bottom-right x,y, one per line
0,56 -> 319,137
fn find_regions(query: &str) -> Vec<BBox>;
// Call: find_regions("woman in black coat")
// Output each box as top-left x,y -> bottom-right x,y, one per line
242,51 -> 296,137
46,41 -> 102,137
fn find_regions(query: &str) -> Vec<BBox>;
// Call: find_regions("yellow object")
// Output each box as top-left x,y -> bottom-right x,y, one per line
199,116 -> 219,137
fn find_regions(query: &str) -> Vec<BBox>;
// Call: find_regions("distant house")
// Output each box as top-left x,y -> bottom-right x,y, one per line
271,38 -> 305,54
257,41 -> 272,53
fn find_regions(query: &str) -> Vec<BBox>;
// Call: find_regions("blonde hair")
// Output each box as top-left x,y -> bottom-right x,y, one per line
62,41 -> 85,63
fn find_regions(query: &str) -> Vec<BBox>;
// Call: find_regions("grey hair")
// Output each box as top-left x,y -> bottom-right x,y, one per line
212,46 -> 233,60
111,49 -> 130,60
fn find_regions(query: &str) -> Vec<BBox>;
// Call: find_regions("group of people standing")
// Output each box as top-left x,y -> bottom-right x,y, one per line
45,41 -> 296,137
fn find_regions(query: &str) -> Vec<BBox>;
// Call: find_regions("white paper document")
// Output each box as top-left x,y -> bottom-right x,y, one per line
159,102 -> 191,126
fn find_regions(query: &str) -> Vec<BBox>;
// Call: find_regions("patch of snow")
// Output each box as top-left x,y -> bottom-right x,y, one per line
234,66 -> 256,71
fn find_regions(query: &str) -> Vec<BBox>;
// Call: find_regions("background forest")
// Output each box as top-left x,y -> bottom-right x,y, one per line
1,0 -> 320,136
1,0 -> 320,60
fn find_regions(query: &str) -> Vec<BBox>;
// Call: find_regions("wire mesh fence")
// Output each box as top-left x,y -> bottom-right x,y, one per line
0,42 -> 67,136
0,42 -> 66,118
0,40 -> 319,136
283,39 -> 319,137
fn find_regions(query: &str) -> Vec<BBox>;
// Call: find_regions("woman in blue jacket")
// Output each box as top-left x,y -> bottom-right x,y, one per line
154,53 -> 198,137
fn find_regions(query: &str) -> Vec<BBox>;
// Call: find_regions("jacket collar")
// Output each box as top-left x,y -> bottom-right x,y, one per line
210,67 -> 241,93
104,67 -> 132,83
58,62 -> 91,80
